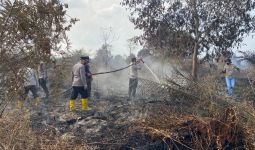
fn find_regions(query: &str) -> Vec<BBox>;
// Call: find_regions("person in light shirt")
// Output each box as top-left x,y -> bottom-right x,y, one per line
128,57 -> 142,99
69,56 -> 88,111
18,67 -> 39,108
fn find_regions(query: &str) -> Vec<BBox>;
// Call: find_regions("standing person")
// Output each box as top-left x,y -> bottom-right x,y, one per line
128,57 -> 141,99
38,61 -> 49,98
84,56 -> 93,99
69,57 -> 88,111
222,58 -> 240,97
18,67 -> 40,108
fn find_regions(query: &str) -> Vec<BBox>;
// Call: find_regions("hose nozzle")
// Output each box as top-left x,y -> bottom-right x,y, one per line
138,57 -> 144,63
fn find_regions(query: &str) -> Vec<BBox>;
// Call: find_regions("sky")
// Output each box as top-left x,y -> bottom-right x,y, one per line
61,0 -> 143,56
61,0 -> 254,57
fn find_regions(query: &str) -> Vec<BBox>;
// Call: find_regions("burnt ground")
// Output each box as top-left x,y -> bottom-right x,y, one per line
15,93 -> 252,150
26,96 -> 156,150
4,76 -> 255,150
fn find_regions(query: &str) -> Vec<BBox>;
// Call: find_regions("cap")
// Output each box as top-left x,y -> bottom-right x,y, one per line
225,58 -> 231,63
80,56 -> 89,60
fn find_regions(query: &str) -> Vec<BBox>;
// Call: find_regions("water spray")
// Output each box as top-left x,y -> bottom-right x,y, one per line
138,57 -> 161,84
143,63 -> 161,83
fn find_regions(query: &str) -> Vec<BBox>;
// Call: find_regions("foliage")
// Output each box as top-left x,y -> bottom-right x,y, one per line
94,44 -> 113,69
121,0 -> 255,79
238,50 -> 255,64
0,0 -> 77,104
137,48 -> 151,58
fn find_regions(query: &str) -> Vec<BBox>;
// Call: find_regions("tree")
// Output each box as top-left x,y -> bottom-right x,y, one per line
137,48 -> 151,58
127,38 -> 137,56
96,27 -> 118,69
110,55 -> 127,68
94,44 -> 113,69
238,50 -> 255,65
0,0 -> 77,103
122,0 -> 255,80
100,27 -> 118,46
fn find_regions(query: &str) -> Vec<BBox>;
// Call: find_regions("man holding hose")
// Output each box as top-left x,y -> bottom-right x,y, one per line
128,57 -> 142,99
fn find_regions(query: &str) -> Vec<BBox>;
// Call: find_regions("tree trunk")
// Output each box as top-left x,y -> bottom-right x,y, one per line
191,0 -> 199,81
192,42 -> 199,80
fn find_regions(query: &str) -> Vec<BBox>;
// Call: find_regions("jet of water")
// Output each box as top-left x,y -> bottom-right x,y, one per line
143,62 -> 161,83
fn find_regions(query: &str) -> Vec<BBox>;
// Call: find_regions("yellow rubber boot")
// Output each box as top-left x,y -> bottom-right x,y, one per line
69,100 -> 76,111
81,98 -> 88,111
17,100 -> 24,109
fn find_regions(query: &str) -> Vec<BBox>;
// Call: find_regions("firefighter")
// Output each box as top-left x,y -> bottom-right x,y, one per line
69,56 -> 88,111
83,56 -> 93,99
128,57 -> 142,99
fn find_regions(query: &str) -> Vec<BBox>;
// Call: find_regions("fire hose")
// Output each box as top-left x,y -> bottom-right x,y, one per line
92,64 -> 134,76
50,59 -> 144,98
92,58 -> 144,76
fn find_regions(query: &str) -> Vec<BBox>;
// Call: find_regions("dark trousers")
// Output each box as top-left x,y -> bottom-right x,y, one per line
70,86 -> 88,100
21,85 -> 38,100
87,80 -> 92,97
38,78 -> 49,97
128,78 -> 138,97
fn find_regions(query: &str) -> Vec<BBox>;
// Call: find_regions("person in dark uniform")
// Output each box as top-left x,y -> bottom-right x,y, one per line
38,61 -> 49,98
83,56 -> 93,98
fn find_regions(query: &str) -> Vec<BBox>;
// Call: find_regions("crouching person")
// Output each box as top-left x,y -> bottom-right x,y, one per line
69,56 -> 88,111
18,67 -> 40,109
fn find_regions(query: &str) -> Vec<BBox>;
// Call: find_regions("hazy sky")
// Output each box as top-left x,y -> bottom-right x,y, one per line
62,0 -> 254,56
61,0 -> 142,56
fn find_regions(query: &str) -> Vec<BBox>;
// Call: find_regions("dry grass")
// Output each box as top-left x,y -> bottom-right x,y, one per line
131,71 -> 255,149
141,103 -> 255,149
0,111 -> 94,150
